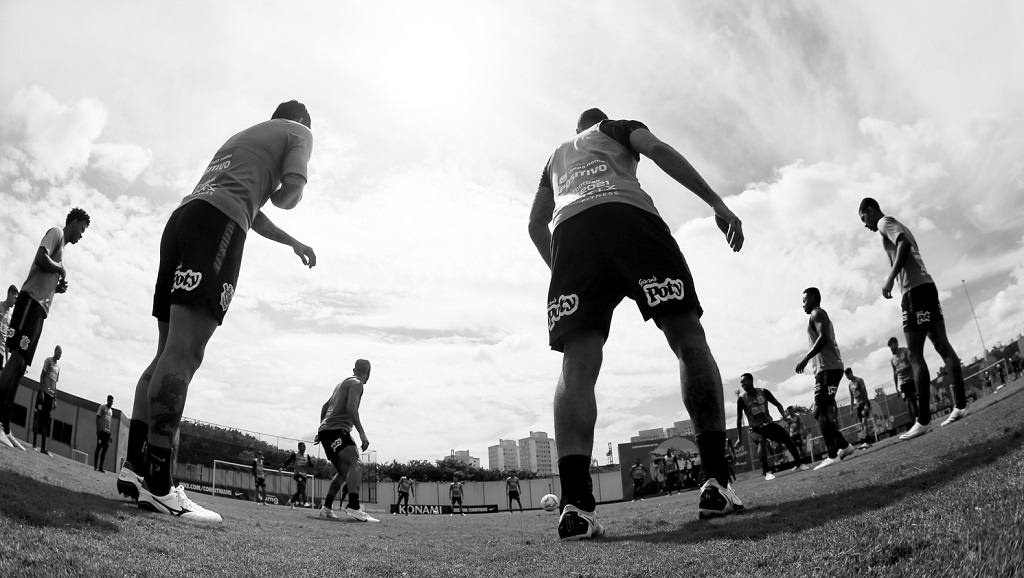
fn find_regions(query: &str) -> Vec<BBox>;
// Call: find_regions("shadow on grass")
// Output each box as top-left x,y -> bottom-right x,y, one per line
0,469 -> 120,533
604,425 -> 1024,545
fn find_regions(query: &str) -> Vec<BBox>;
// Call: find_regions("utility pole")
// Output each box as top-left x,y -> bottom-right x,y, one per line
962,280 -> 987,358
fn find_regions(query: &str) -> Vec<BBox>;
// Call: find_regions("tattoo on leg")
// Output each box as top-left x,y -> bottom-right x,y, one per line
150,373 -> 188,440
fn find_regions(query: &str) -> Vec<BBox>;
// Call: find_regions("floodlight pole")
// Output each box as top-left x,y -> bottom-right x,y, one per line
961,280 -> 987,357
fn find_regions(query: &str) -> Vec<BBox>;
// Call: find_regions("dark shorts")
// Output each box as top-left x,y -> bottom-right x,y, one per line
153,200 -> 246,326
898,380 -> 916,399
547,203 -> 702,352
5,292 -> 46,366
318,428 -> 357,463
813,370 -> 843,419
508,490 -> 520,500
35,409 -> 52,434
96,430 -> 111,447
38,394 -> 54,414
451,497 -> 462,505
254,476 -> 266,488
752,422 -> 791,445
633,478 -> 644,488
398,490 -> 409,500
856,401 -> 871,421
901,283 -> 944,333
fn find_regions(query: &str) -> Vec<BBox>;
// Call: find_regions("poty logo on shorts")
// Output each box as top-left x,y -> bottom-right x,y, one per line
19,336 -> 30,350
172,268 -> 202,292
220,283 -> 234,312
331,438 -> 344,452
547,294 -> 579,330
641,278 -> 685,307
917,311 -> 931,325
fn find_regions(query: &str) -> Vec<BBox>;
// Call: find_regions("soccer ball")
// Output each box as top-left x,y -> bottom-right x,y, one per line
540,494 -> 559,512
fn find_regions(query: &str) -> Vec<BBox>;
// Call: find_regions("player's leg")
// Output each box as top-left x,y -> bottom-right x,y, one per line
0,351 -> 28,440
554,329 -> 604,516
904,330 -> 932,427
927,322 -> 968,414
518,496 -> 523,513
761,423 -> 804,469
756,437 -> 771,478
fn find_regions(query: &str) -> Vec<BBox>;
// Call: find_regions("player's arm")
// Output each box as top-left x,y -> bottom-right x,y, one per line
282,453 -> 295,470
270,173 -> 306,210
629,129 -> 743,252
251,460 -> 257,477
735,398 -> 745,436
250,211 -> 316,268
347,382 -> 369,451
764,390 -> 786,419
528,173 -> 556,269
33,243 -> 66,277
796,310 -> 830,373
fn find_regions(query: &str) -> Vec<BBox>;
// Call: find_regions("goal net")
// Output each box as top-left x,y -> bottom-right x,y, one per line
212,459 -> 317,506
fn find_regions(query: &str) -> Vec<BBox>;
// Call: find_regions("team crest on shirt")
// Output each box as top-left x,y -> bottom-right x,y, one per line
172,268 -> 202,292
20,336 -> 30,350
220,283 -> 234,312
190,179 -> 217,197
640,277 -> 685,307
547,294 -> 579,330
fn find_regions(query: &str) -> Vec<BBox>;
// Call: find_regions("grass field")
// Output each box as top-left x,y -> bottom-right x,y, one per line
2,378 -> 1023,578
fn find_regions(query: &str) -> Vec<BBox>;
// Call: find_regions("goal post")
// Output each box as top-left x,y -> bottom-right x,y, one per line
212,459 -> 316,506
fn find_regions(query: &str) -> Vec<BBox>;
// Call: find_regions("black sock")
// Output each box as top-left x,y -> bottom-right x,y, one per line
557,455 -> 596,511
127,420 -> 149,471
696,431 -> 728,487
347,492 -> 360,510
146,446 -> 173,496
324,494 -> 334,509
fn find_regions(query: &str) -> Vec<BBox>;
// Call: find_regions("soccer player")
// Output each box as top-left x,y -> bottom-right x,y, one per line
449,476 -> 465,516
506,474 -> 523,513
252,451 -> 268,506
845,367 -> 874,450
735,374 -> 809,480
528,108 -> 745,540
786,407 -> 807,463
0,209 -> 89,451
394,475 -> 414,516
796,287 -> 855,470
664,452 -> 681,495
282,441 -> 313,510
858,198 -> 970,439
0,285 -> 17,369
629,459 -> 648,502
888,336 -> 918,425
95,395 -> 114,472
117,101 -> 316,523
29,346 -> 63,455
316,359 -> 377,523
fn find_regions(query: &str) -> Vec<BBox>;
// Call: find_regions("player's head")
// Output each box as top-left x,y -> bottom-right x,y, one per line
452,475 -> 459,482
739,372 -> 755,393
65,207 -> 90,244
257,451 -> 263,458
858,197 -> 883,232
844,367 -> 854,379
106,395 -> 113,406
4,284 -> 16,305
802,287 -> 821,313
887,336 -> 899,352
354,358 -> 371,383
272,100 -> 311,129
54,345 -> 62,359
576,108 -> 608,134
786,405 -> 795,415
298,441 -> 306,452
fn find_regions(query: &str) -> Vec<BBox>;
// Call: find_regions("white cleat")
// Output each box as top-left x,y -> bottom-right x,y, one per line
836,446 -> 856,461
7,433 -> 26,451
0,433 -> 13,449
814,457 -> 838,470
138,485 -> 222,523
941,407 -> 968,426
319,507 -> 338,519
764,472 -> 775,481
899,422 -> 931,440
344,507 -> 380,523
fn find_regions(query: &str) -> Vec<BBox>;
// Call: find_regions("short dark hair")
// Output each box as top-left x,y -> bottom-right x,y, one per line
7,285 -> 16,294
66,207 -> 90,226
859,197 -> 880,213
887,336 -> 899,347
740,373 -> 753,382
844,367 -> 853,374
272,100 -> 311,128
803,287 -> 821,302
577,108 -> 608,131
354,359 -> 371,372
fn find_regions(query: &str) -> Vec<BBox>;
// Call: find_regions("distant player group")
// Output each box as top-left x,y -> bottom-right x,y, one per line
0,101 -> 976,542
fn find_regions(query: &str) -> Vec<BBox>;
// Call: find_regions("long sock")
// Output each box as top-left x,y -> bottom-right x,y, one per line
695,431 -> 728,487
557,454 -> 595,511
324,493 -> 335,510
126,419 -> 149,470
347,492 -> 360,510
146,446 -> 173,496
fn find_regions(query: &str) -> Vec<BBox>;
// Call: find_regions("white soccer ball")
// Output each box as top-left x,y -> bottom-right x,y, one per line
540,494 -> 559,512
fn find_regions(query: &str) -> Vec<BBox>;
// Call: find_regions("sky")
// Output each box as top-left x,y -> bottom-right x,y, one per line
1,1 -> 1022,466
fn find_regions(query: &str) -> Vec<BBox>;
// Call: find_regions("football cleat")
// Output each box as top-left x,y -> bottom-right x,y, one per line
899,422 -> 931,440
764,472 -> 776,481
319,507 -> 339,519
117,462 -> 144,501
814,457 -> 838,470
7,433 -> 26,451
344,507 -> 380,523
697,479 -> 742,519
139,485 -> 222,523
941,407 -> 968,426
557,504 -> 604,541
837,446 -> 856,460
0,434 -> 14,449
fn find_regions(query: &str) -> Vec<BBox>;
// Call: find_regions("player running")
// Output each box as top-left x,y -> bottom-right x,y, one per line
0,209 -> 89,452
449,476 -> 466,516
858,198 -> 969,439
282,441 -> 313,510
528,108 -> 745,541
316,359 -> 377,523
117,102 -> 316,523
845,367 -> 874,450
506,474 -> 523,513
394,475 -> 414,515
735,374 -> 809,480
796,287 -> 855,470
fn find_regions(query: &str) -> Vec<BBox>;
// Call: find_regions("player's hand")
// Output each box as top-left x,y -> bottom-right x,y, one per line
714,206 -> 744,252
293,243 -> 316,268
313,434 -> 320,445
56,277 -> 69,294
795,359 -> 808,374
882,278 -> 894,299
360,438 -> 370,452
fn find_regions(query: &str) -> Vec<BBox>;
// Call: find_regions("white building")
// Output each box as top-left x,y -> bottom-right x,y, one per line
630,428 -> 667,443
487,439 -> 519,471
518,431 -> 556,475
444,450 -> 480,469
667,420 -> 694,438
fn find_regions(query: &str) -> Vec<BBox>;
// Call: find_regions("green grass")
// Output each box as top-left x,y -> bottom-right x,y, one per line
2,379 -> 1023,577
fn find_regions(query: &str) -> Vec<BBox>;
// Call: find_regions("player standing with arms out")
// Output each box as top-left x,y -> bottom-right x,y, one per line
735,374 -> 809,480
316,359 -> 377,523
529,108 -> 745,541
845,368 -> 874,450
449,476 -> 465,516
95,395 -> 114,472
116,102 -> 316,523
282,441 -> 313,510
0,209 -> 89,451
796,287 -> 855,470
251,451 -> 268,506
888,336 -> 918,425
394,475 -> 414,515
858,198 -> 969,439
505,474 -> 523,513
